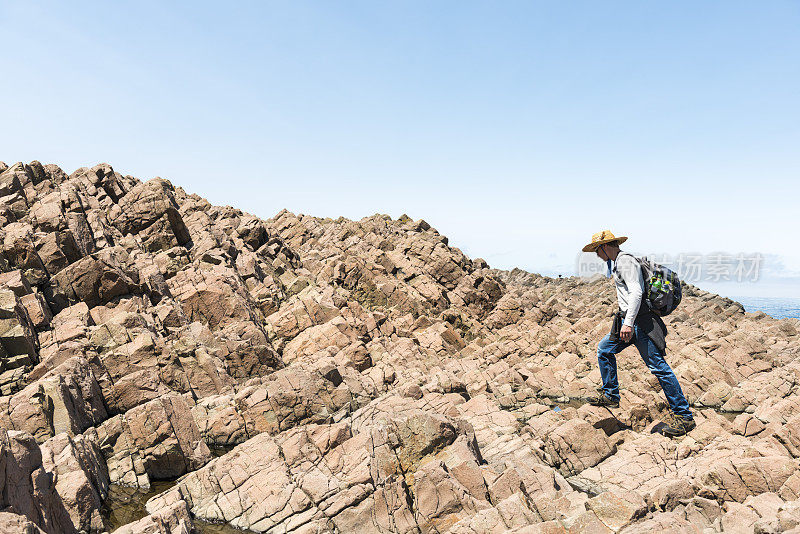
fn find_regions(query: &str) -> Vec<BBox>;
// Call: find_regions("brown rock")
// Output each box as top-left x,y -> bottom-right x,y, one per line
109,178 -> 189,245
543,418 -> 616,476
0,357 -> 105,443
0,429 -> 75,534
50,247 -> 142,310
0,269 -> 32,297
0,512 -> 46,534
586,490 -> 646,531
113,501 -> 194,534
95,394 -> 211,486
19,292 -> 52,328
40,433 -> 109,533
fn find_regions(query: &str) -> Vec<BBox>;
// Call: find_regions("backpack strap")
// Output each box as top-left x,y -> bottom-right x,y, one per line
613,251 -> 639,279
616,251 -> 653,312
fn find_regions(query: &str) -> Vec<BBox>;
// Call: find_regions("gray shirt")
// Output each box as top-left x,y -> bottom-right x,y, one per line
613,252 -> 645,327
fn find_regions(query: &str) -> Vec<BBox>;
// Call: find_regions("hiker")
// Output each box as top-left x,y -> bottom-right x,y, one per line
581,230 -> 695,437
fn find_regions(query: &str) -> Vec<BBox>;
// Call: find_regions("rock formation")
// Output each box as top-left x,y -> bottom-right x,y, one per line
0,160 -> 798,533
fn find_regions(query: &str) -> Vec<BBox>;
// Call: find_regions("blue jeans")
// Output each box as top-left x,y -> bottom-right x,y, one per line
597,325 -> 693,419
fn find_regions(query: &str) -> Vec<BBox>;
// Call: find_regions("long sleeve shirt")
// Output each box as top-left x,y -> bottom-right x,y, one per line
612,252 -> 645,327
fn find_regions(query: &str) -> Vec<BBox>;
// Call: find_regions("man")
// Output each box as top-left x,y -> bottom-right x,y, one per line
582,230 -> 695,438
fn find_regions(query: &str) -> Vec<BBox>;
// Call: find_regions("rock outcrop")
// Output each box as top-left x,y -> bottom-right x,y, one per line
0,160 -> 798,533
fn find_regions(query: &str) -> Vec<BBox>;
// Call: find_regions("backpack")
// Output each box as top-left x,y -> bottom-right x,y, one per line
619,252 -> 682,316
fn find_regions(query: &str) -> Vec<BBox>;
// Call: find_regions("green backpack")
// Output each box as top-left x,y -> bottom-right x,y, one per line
620,252 -> 683,316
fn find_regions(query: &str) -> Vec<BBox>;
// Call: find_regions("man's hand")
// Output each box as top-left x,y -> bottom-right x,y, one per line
620,325 -> 633,342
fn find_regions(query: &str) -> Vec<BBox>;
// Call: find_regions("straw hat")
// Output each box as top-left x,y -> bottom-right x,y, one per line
582,230 -> 627,252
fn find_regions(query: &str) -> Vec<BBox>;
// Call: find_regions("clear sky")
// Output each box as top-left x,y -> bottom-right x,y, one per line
1,1 -> 798,298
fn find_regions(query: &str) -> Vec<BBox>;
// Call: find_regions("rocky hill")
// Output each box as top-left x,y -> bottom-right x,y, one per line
0,160 -> 799,533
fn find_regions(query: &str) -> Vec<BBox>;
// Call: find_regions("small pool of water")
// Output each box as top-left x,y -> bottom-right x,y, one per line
547,398 -> 586,411
209,444 -> 236,457
102,481 -> 248,533
102,481 -> 177,530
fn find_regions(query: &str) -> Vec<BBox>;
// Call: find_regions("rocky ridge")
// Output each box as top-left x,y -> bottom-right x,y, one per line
0,160 -> 798,533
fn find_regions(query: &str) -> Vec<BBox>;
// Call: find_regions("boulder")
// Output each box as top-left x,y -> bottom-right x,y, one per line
0,512 -> 46,534
93,394 -> 212,488
109,178 -> 189,245
40,433 -> 109,533
20,292 -> 52,328
0,356 -> 106,443
50,247 -> 142,310
0,269 -> 32,297
2,223 -> 48,285
0,429 -> 75,534
0,288 -> 38,394
542,418 -> 616,476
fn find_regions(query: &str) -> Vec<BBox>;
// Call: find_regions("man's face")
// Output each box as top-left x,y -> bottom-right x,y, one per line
596,244 -> 609,261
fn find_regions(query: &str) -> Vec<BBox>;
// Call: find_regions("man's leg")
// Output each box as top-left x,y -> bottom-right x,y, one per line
596,334 -> 628,402
633,327 -> 693,420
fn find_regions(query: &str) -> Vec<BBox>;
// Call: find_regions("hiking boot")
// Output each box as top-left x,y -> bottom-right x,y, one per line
661,412 -> 696,438
588,392 -> 619,408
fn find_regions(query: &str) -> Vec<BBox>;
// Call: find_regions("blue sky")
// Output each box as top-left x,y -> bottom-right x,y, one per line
1,1 -> 798,298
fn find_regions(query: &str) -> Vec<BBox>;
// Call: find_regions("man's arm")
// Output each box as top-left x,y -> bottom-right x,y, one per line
619,254 -> 644,327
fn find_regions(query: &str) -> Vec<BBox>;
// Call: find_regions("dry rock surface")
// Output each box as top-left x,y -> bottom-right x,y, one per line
0,160 -> 798,533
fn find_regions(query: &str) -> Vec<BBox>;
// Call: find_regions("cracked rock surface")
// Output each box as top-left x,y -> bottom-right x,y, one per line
0,160 -> 799,533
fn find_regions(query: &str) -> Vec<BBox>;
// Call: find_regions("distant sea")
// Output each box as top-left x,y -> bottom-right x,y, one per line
731,297 -> 800,320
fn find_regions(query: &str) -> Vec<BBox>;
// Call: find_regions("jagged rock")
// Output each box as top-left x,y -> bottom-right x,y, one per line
167,265 -> 258,329
0,160 -> 797,533
20,292 -> 53,328
0,429 -> 76,534
0,287 -> 39,394
586,490 -> 646,531
92,394 -> 211,488
49,246 -> 143,310
0,269 -> 33,297
0,356 -> 106,443
146,405 -> 492,533
0,512 -> 46,534
108,178 -> 189,246
112,501 -> 194,534
542,418 -> 616,476
2,222 -> 49,285
40,433 -> 109,533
